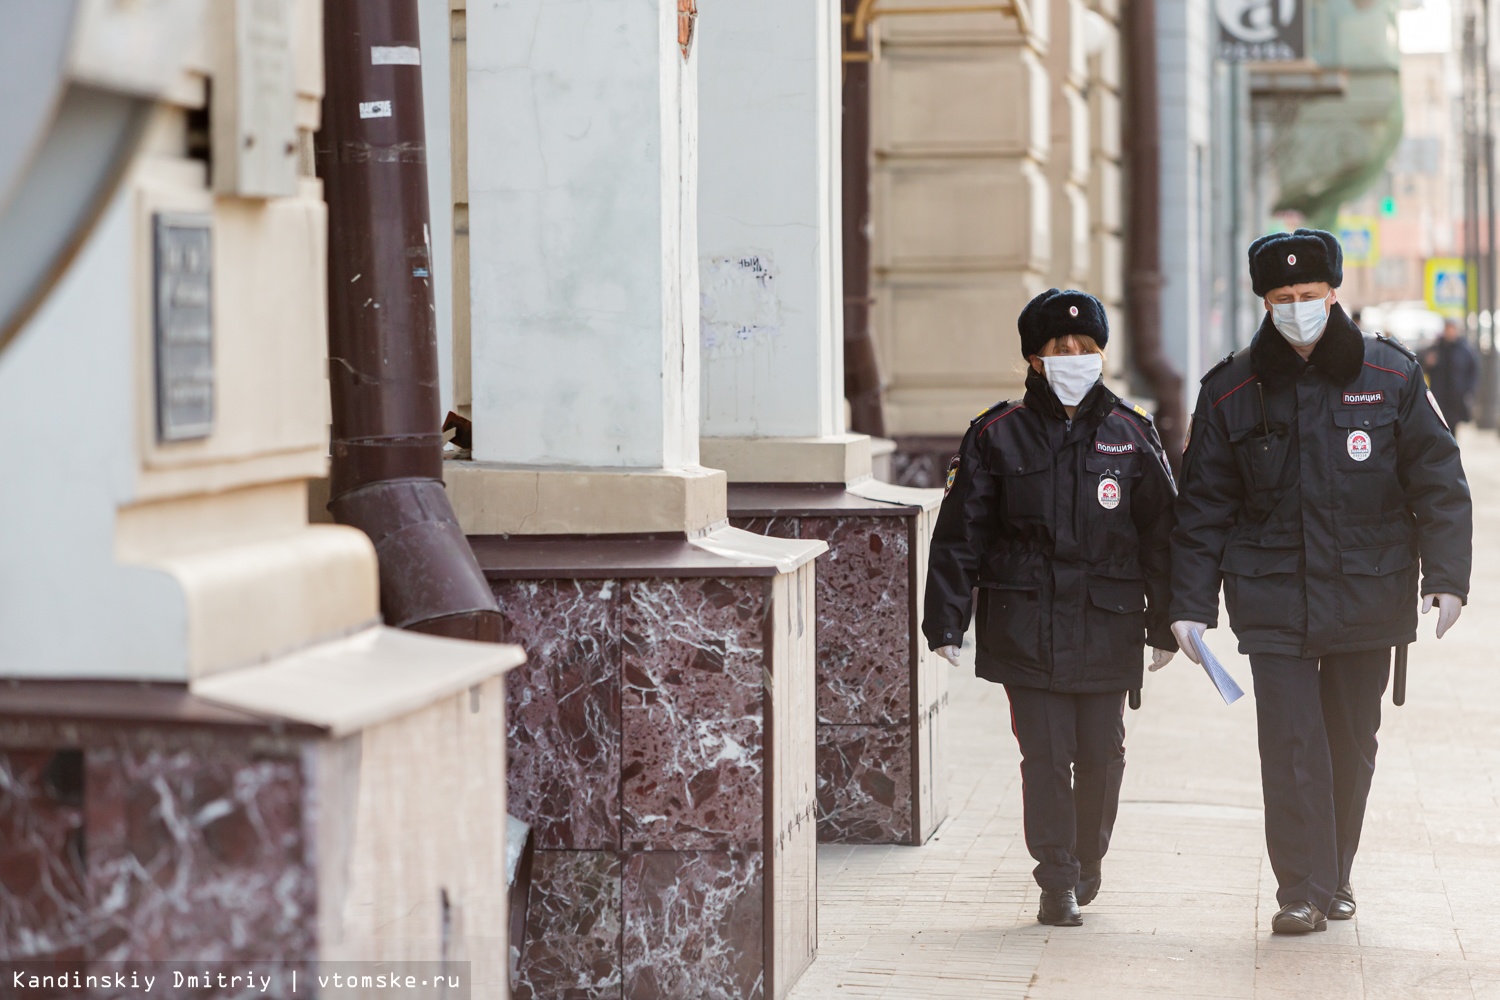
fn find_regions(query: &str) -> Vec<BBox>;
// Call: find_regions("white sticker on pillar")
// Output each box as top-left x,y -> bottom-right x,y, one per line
699,252 -> 782,353
371,46 -> 421,65
359,100 -> 393,119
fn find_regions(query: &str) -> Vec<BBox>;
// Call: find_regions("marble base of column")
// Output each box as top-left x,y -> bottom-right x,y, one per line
476,528 -> 823,1000
888,435 -> 966,490
730,480 -> 949,847
0,629 -> 523,992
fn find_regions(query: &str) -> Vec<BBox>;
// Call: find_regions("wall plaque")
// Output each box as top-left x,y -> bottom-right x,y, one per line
154,212 -> 214,441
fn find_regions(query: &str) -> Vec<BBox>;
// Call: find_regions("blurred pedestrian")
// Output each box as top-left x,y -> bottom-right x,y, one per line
1169,229 -> 1473,935
1422,320 -> 1479,428
924,289 -> 1178,927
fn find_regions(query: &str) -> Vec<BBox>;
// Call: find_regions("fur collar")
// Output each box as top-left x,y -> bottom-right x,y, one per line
1249,302 -> 1364,386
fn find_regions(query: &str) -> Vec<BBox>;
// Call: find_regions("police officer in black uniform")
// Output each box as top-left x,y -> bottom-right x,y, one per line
1169,229 -> 1473,934
924,289 -> 1179,927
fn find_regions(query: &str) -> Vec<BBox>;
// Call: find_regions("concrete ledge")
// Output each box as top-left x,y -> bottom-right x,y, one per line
111,483 -> 382,681
192,625 -> 527,737
444,462 -> 728,535
870,437 -> 897,483
846,477 -> 943,512
470,525 -> 827,580
160,525 -> 382,680
700,434 -> 873,484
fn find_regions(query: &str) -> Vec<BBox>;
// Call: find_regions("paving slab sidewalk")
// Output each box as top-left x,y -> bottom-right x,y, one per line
788,427 -> 1500,1000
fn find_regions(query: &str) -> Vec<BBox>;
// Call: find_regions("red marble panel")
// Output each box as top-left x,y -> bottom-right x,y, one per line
0,750 -> 87,960
496,580 -> 623,851
815,725 -> 914,844
0,737 -> 313,963
622,851 -> 763,1000
513,850 -> 622,1000
620,578 -> 767,852
735,515 -> 913,726
799,516 -> 911,726
82,744 -> 313,961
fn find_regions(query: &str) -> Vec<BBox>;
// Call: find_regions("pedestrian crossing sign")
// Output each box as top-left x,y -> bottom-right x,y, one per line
1336,216 -> 1379,267
1424,258 -> 1471,318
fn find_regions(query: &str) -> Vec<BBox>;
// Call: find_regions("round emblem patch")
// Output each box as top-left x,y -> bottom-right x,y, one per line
1287,253 -> 1297,265
1098,476 -> 1121,510
1346,429 -> 1372,462
1069,305 -> 1079,317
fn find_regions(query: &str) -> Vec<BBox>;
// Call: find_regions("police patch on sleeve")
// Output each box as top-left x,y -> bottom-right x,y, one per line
944,454 -> 961,496
1428,390 -> 1450,430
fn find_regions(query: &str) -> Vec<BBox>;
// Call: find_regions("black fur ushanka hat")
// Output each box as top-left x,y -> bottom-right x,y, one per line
1017,288 -> 1109,358
1248,228 -> 1343,297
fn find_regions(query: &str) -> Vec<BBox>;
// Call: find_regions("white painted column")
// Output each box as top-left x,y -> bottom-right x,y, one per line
695,0 -> 871,483
465,0 -> 698,470
417,0 -> 455,417
698,0 -> 842,440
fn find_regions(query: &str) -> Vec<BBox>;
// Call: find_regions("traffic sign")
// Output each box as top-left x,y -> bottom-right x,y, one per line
1425,258 -> 1470,318
1336,216 -> 1380,267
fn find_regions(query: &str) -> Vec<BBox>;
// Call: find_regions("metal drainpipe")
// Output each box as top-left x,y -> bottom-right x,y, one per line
842,0 -> 887,438
1123,0 -> 1185,472
316,0 -> 501,641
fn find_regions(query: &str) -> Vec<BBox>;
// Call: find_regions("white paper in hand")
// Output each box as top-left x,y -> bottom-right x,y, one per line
1191,631 -> 1245,705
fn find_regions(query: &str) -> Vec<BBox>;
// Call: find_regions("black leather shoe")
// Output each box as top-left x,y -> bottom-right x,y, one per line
1271,901 -> 1328,934
1329,884 -> 1355,920
1038,888 -> 1082,926
1076,865 -> 1102,907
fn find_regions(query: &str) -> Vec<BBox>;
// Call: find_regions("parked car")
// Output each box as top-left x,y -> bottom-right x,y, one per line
1357,300 -> 1447,353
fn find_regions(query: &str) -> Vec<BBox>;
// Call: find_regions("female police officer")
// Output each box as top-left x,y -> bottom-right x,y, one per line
923,289 -> 1178,927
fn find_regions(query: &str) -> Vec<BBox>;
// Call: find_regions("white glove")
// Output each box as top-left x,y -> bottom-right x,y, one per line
1170,621 -> 1209,665
936,645 -> 962,667
1149,647 -> 1175,672
1421,593 -> 1462,639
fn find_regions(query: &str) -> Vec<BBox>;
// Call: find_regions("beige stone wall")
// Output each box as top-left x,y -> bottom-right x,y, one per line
110,0 -> 378,679
868,0 -> 1127,438
0,0 -> 376,681
1087,0 -> 1126,375
871,4 -> 1052,437
1047,0 -> 1092,292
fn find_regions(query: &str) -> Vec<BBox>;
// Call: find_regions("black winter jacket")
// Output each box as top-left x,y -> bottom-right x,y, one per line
923,370 -> 1178,693
1170,305 -> 1473,657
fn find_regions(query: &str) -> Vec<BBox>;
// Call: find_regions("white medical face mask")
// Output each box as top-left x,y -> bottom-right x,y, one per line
1041,353 -> 1104,407
1270,296 -> 1331,346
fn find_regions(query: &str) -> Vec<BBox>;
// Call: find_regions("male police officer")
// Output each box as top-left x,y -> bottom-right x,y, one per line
1167,229 -> 1473,934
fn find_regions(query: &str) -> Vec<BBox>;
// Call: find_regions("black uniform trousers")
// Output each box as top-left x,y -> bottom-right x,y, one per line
1004,686 -> 1127,891
1248,648 -> 1390,914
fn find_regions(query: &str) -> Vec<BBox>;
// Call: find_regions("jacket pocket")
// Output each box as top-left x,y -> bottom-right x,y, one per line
1084,454 -> 1142,548
977,582 -> 1044,669
1220,546 -> 1302,632
997,452 -> 1052,524
1338,543 -> 1418,627
1332,406 -> 1398,474
1228,423 -> 1291,493
1084,577 -> 1146,673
